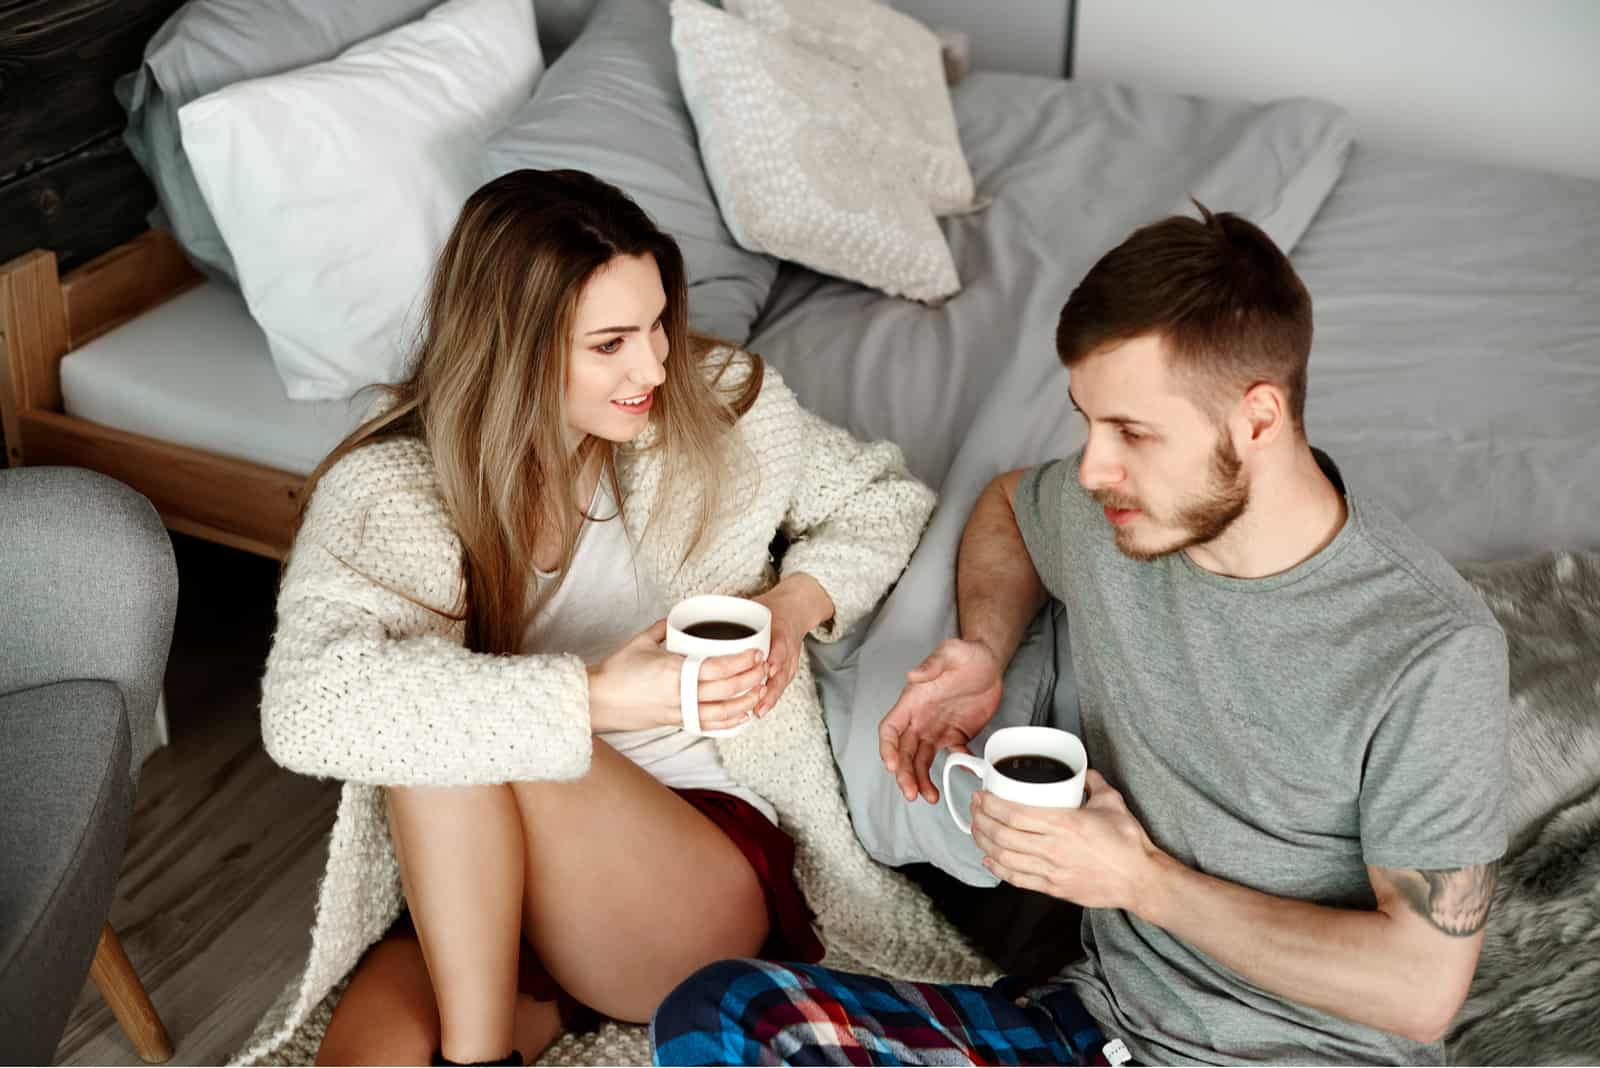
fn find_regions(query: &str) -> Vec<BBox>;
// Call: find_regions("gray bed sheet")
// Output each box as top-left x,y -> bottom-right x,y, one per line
1293,147 -> 1600,563
752,73 -> 1600,880
750,73 -> 1350,493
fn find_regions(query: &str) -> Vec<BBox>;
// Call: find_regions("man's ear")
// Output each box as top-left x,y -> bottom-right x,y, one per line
1240,381 -> 1287,447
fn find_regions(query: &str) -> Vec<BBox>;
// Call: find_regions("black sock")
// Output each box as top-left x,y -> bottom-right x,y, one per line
431,1049 -> 522,1066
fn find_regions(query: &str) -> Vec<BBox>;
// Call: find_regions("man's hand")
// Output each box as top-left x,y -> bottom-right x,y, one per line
971,769 -> 1163,912
878,638 -> 1005,804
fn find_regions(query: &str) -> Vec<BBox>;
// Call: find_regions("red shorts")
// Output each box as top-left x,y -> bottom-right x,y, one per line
390,787 -> 823,1032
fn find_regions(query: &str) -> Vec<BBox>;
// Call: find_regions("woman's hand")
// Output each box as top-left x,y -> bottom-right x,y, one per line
751,573 -> 835,717
586,619 -> 768,733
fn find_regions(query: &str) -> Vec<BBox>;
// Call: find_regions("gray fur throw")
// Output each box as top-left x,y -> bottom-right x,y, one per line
1446,550 -> 1600,1065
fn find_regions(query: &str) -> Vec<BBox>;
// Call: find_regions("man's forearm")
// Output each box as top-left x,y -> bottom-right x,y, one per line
957,473 -> 1048,667
1137,855 -> 1472,1044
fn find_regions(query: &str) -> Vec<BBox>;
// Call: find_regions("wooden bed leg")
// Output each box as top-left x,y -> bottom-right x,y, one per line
0,248 -> 68,467
89,922 -> 174,1064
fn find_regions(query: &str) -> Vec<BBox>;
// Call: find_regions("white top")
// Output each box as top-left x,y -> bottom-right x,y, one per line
520,478 -> 776,823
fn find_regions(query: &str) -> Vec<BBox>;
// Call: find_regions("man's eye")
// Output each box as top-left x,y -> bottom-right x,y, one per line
1120,427 -> 1143,444
596,337 -> 624,354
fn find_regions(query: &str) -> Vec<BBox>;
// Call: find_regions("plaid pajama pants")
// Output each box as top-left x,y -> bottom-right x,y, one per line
650,960 -> 1135,1067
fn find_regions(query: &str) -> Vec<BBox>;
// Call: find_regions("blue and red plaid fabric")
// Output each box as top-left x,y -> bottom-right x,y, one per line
650,959 -> 1126,1067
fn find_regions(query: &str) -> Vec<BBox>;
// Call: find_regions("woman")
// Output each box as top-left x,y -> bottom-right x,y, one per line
249,169 -> 956,1066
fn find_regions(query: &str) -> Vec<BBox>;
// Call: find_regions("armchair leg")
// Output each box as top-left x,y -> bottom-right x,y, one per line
89,922 -> 173,1063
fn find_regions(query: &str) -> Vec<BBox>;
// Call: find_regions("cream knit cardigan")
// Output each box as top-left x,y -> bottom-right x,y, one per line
234,352 -> 995,1066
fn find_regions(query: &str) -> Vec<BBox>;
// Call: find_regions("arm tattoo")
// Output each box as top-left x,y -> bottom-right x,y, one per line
1395,863 -> 1498,937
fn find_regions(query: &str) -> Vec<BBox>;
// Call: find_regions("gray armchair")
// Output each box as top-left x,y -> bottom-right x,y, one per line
0,467 -> 178,1064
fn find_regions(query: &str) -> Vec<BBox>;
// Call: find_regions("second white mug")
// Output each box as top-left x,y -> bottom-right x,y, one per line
943,726 -> 1088,833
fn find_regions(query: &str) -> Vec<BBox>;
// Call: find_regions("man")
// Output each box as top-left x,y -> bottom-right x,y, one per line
650,206 -> 1508,1066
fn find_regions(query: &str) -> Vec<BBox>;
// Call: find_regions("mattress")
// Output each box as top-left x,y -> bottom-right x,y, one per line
59,282 -> 366,477
1289,146 -> 1600,562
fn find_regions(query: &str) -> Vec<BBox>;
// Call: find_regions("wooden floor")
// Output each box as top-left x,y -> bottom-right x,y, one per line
54,535 -> 341,1066
50,533 -> 1081,1066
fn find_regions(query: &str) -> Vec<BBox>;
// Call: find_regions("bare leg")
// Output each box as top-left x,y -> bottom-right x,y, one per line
511,741 -> 771,1023
318,741 -> 776,1061
315,929 -> 562,1066
385,783 -> 525,1063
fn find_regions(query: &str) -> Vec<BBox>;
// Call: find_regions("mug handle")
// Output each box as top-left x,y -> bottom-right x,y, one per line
942,752 -> 988,834
680,655 -> 706,734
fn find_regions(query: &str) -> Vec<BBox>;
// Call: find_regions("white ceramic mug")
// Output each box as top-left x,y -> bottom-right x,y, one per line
665,594 -> 772,738
942,726 -> 1088,834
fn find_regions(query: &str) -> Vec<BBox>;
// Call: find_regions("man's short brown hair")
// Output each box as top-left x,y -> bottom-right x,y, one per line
1056,202 -> 1313,430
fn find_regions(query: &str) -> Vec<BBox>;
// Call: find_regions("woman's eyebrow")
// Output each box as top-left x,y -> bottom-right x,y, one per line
583,301 -> 669,336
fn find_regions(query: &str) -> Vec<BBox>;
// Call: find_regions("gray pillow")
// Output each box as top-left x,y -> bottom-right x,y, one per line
483,0 -> 778,344
116,0 -> 441,283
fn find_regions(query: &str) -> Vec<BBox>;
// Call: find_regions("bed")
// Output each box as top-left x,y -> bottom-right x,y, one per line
2,6 -> 1598,1064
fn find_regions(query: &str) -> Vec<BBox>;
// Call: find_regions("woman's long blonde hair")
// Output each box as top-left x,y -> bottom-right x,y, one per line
299,169 -> 762,654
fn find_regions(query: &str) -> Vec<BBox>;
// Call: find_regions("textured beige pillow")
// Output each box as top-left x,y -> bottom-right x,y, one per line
725,0 -> 976,216
671,0 -> 960,302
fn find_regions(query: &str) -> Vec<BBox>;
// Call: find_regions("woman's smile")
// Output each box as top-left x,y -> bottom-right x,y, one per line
612,390 -> 654,415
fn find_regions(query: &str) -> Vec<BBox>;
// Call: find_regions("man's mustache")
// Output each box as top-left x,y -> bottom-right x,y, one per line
1090,489 -> 1141,512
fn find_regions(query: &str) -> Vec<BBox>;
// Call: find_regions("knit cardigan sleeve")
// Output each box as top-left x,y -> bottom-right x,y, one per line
259,441 -> 592,788
766,366 -> 937,643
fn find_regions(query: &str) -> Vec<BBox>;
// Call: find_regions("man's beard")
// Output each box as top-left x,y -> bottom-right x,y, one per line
1094,433 -> 1250,562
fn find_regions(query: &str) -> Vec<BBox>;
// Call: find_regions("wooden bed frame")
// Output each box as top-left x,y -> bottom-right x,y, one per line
0,229 -> 302,560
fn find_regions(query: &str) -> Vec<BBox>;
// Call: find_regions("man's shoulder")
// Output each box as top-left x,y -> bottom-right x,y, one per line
1017,452 -> 1096,520
1346,493 -> 1502,639
1014,454 -> 1089,545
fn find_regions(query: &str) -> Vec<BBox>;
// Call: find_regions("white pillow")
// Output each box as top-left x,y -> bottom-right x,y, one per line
670,0 -> 960,303
178,0 -> 543,401
725,0 -> 976,216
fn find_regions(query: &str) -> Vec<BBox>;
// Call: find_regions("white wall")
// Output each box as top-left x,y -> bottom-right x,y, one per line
892,0 -> 1071,77
1076,0 -> 1600,181
536,0 -> 1074,77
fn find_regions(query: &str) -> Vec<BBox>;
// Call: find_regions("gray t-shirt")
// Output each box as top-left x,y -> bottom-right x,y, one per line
1014,449 -> 1508,1066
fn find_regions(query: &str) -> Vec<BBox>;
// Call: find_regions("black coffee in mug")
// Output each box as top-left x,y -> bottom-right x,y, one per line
994,754 -> 1077,784
683,620 -> 757,641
